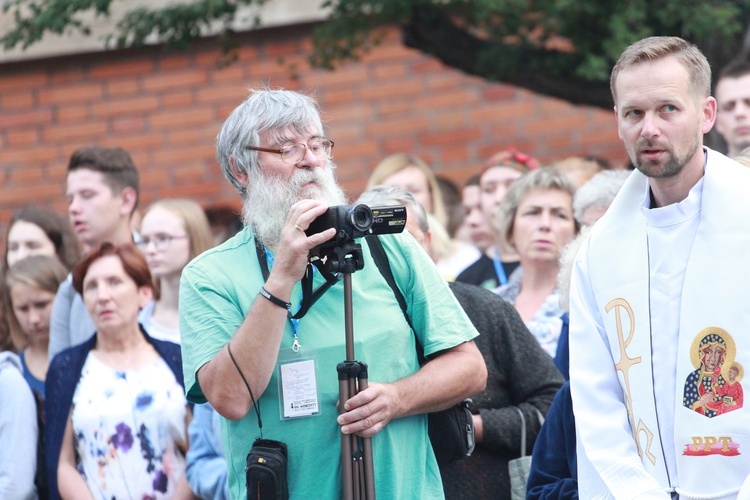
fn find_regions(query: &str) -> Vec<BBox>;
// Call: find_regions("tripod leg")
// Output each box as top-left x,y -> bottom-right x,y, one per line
338,366 -> 354,500
358,374 -> 376,500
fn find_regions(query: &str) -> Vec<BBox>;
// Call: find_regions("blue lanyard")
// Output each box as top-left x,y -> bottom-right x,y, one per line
264,248 -> 302,350
492,247 -> 508,286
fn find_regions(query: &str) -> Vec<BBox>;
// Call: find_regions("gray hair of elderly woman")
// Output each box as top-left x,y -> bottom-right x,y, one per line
215,87 -> 325,196
356,185 -> 430,235
572,169 -> 631,224
496,166 -> 579,249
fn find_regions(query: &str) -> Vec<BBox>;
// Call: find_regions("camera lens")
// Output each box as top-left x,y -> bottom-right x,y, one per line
347,204 -> 373,231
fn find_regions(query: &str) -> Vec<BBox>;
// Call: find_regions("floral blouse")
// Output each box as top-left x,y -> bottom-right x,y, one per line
495,267 -> 564,357
72,353 -> 188,499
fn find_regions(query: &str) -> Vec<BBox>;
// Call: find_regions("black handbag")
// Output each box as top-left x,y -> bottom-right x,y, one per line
365,236 -> 476,465
246,438 -> 289,500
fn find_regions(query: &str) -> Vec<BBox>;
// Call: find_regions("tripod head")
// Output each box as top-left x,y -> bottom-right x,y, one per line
317,238 -> 364,274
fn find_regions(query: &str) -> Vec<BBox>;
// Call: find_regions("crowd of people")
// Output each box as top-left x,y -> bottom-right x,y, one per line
1,34 -> 749,500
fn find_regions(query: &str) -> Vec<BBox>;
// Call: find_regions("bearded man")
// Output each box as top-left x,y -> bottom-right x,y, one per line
178,87 -> 486,499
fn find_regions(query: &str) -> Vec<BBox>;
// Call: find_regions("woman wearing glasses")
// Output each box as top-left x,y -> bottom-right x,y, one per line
138,199 -> 214,344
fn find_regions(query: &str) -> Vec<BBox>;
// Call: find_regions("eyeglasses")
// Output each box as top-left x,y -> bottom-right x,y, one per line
137,233 -> 188,251
246,139 -> 334,165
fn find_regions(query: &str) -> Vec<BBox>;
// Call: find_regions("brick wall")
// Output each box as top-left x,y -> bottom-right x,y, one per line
0,22 -> 625,237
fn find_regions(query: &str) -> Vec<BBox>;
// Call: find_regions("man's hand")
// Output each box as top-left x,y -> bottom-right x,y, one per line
266,199 -> 336,285
337,382 -> 403,438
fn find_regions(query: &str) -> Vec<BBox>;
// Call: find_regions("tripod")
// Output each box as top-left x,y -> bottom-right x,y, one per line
320,240 -> 376,500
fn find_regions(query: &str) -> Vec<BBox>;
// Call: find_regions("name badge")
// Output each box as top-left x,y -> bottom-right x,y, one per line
277,348 -> 320,419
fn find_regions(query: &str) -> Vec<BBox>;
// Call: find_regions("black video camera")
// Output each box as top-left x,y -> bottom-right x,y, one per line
306,203 -> 406,249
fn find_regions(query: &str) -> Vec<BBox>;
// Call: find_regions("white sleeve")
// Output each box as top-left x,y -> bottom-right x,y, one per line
568,244 -> 669,499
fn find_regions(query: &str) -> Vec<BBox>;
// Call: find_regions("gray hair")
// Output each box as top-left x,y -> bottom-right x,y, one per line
357,185 -> 429,235
557,226 -> 591,312
611,36 -> 711,104
215,86 -> 325,195
496,166 -> 579,249
572,170 -> 631,224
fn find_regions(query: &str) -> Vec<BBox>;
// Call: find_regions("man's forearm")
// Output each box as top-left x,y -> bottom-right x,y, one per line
394,340 -> 486,417
197,276 -> 295,421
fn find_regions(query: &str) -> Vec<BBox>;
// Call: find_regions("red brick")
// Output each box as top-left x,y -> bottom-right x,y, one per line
38,83 -> 103,105
150,108 -> 214,129
111,117 -> 146,134
1,90 -> 35,109
472,101 -> 535,123
106,80 -> 140,97
412,90 -> 480,110
0,183 -> 61,205
6,130 -> 39,147
168,127 -> 215,146
90,59 -> 156,79
142,71 -> 209,92
365,116 -> 430,137
308,66 -> 369,86
92,96 -> 160,117
50,67 -> 86,85
524,115 -> 588,136
372,63 -> 407,80
57,106 -> 90,122
43,122 -> 106,142
484,85 -> 517,101
321,87 -> 356,106
383,137 -> 417,153
412,57 -> 446,74
152,145 -> 214,165
160,54 -> 192,70
0,108 -> 54,130
0,70 -> 48,91
101,134 -> 165,152
422,128 -> 483,147
264,40 -> 300,58
211,64 -> 245,83
197,84 -> 251,104
9,164 -> 46,182
360,80 -> 425,100
163,91 -> 196,107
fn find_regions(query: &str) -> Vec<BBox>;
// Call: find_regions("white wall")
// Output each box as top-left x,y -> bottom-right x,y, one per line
0,0 -> 327,63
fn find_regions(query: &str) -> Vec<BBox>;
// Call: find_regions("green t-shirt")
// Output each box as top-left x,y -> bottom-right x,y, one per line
179,228 -> 478,499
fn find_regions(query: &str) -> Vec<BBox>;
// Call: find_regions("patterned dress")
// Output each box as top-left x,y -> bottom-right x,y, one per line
72,353 -> 188,499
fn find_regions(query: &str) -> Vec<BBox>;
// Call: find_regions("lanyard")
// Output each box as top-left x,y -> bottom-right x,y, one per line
254,239 -> 340,351
492,247 -> 509,286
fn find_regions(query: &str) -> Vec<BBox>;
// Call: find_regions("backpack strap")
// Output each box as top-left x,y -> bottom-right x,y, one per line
364,235 -> 426,364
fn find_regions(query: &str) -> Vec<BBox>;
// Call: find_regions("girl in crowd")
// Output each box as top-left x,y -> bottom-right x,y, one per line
495,167 -> 578,357
5,255 -> 67,400
138,198 -> 213,344
1,206 -> 80,352
5,206 -> 81,271
367,152 -> 448,227
45,243 -> 190,500
367,153 -> 479,279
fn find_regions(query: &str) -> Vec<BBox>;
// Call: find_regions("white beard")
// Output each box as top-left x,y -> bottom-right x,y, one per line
243,164 -> 347,248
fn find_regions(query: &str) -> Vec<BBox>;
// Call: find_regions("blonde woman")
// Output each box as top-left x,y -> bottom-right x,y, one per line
138,199 -> 213,343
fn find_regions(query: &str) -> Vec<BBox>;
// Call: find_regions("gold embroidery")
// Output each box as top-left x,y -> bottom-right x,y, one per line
606,298 -> 649,458
636,420 -> 656,465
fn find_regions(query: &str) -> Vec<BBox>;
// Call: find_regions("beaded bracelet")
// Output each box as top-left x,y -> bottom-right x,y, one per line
259,286 -> 291,311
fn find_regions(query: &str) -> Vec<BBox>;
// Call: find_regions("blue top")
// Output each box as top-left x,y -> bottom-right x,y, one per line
526,381 -> 578,499
553,313 -> 570,381
44,325 -> 183,500
19,349 -> 45,400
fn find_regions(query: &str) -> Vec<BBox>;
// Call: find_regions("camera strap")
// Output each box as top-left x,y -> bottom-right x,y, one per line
254,238 -> 341,321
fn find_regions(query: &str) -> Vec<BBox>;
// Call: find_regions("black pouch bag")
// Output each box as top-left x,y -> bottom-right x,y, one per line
246,438 -> 289,500
428,398 -> 475,464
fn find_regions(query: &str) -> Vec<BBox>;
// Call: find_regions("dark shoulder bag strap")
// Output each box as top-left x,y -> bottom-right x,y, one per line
364,235 -> 426,364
